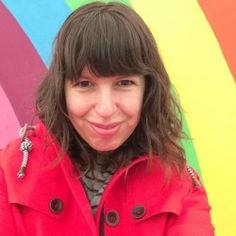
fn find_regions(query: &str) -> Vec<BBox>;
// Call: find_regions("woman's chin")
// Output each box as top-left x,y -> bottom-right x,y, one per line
90,143 -> 119,153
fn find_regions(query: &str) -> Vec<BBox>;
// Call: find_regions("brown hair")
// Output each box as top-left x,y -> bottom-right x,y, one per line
36,1 -> 186,172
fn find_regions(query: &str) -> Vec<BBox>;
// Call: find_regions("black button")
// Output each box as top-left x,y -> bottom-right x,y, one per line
105,210 -> 120,226
132,205 -> 146,219
49,198 -> 64,214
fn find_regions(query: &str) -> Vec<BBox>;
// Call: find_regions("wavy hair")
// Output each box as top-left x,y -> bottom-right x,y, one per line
36,1 -> 186,172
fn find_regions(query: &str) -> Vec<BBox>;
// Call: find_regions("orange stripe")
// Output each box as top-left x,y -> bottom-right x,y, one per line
197,0 -> 236,81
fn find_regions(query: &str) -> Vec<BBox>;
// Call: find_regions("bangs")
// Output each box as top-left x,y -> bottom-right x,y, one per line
60,5 -> 151,80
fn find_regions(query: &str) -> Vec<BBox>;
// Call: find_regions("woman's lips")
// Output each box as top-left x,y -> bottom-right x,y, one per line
90,122 -> 121,136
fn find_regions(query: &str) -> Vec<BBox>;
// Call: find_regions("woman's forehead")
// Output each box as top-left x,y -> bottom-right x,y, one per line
78,66 -> 143,80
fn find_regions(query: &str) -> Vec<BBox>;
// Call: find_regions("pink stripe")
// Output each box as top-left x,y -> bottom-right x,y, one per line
0,86 -> 20,148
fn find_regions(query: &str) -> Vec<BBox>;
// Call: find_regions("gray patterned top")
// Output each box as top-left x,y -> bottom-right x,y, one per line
82,162 -> 116,215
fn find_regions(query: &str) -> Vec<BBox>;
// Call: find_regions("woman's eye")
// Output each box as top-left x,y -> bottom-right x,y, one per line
117,80 -> 134,86
77,80 -> 93,88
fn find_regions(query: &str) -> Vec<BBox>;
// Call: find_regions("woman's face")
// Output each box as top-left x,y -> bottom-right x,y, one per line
65,67 -> 145,152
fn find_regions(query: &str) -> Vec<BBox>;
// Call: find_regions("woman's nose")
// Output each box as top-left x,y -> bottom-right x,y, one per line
94,88 -> 117,118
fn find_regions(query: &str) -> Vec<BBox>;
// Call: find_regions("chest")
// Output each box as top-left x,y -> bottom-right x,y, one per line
11,170 -> 182,236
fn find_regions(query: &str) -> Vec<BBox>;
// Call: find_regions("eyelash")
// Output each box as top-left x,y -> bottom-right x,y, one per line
76,80 -> 93,88
117,80 -> 135,87
74,79 -> 135,89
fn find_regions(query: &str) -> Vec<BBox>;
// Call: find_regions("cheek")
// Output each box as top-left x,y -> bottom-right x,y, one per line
65,92 -> 90,119
120,95 -> 143,120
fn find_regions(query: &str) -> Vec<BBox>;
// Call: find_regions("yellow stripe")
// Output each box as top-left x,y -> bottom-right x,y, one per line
132,0 -> 236,235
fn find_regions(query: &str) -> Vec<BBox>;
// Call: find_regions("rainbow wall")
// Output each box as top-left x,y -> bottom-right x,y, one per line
0,1 -> 235,235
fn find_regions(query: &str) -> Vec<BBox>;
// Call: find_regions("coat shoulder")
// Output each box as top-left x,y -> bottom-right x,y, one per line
0,137 -> 22,170
0,123 -> 58,178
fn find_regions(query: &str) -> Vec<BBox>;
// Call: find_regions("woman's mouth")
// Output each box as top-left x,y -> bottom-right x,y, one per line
90,122 -> 121,136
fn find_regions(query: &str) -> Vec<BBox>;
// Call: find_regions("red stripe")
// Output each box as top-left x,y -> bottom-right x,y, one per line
198,0 -> 236,81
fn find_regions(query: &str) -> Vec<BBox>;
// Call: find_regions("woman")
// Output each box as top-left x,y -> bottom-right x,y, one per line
0,2 -> 214,235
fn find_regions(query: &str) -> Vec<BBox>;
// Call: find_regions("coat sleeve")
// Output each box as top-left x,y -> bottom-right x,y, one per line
166,170 -> 215,236
0,164 -> 16,235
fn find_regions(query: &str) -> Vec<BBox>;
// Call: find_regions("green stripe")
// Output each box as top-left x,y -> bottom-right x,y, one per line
172,87 -> 201,177
181,116 -> 202,177
65,0 -> 132,11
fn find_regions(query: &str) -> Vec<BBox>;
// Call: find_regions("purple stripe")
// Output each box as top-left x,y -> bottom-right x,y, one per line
0,2 -> 47,125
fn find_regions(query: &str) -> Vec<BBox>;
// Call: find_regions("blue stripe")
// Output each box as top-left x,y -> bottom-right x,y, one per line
2,0 -> 71,66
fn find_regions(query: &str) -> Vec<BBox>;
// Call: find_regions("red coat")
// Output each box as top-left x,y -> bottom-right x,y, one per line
0,123 -> 214,235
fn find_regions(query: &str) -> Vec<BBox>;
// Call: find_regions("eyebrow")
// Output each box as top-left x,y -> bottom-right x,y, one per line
79,75 -> 92,80
79,74 -> 129,80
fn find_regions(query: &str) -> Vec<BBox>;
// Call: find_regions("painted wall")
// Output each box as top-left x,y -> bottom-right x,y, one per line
0,1 -> 235,235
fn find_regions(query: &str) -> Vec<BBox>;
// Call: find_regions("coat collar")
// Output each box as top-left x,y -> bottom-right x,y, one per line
98,156 -> 187,225
1,122 -> 97,233
1,125 -> 70,219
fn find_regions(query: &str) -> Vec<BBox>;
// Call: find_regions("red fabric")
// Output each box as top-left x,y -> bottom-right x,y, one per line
0,123 -> 214,235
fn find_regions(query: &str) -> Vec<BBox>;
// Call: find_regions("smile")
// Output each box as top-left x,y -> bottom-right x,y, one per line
90,122 -> 121,136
